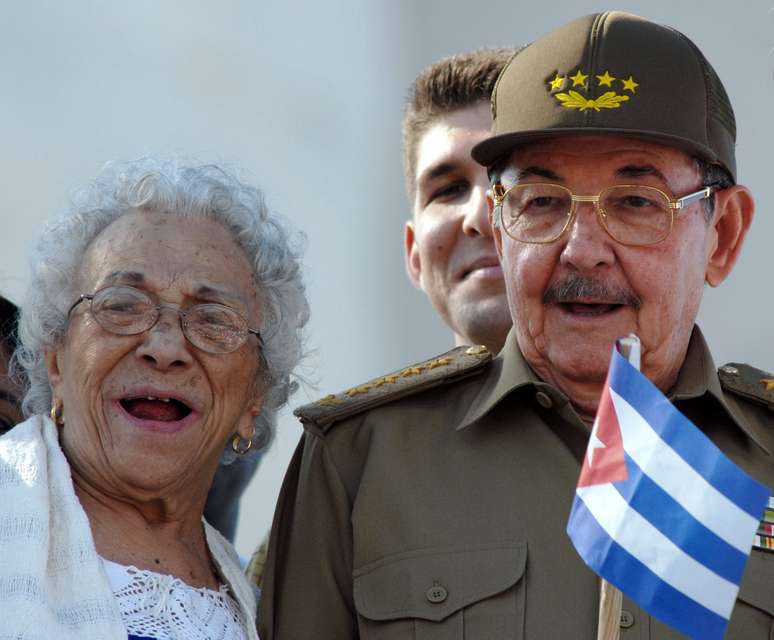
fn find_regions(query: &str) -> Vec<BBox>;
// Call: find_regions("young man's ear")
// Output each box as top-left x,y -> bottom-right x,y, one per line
404,220 -> 423,290
704,185 -> 754,287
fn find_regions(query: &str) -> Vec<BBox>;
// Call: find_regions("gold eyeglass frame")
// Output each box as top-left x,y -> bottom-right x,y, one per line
492,183 -> 712,246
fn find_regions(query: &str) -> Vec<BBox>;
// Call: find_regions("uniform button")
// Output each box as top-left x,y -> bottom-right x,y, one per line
535,391 -> 553,408
619,609 -> 635,629
426,583 -> 448,604
465,345 -> 489,356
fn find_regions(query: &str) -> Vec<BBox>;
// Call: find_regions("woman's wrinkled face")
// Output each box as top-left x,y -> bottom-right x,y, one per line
46,210 -> 265,501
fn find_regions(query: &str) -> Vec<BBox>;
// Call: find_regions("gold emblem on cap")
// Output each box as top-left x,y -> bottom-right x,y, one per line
549,68 -> 638,112
761,378 -> 774,392
622,76 -> 639,93
548,72 -> 566,91
596,70 -> 616,87
569,70 -> 588,87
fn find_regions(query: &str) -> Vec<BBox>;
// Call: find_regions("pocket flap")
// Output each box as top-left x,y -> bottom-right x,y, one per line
737,550 -> 774,615
353,542 -> 527,622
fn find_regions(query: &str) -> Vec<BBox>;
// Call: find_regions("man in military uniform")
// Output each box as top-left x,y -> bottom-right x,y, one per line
247,49 -> 518,586
259,12 -> 774,639
402,49 -> 515,353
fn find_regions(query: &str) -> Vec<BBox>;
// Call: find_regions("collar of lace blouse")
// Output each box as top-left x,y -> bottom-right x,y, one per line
102,558 -> 249,640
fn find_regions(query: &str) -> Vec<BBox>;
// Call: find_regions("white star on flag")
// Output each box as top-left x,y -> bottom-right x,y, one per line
587,421 -> 606,466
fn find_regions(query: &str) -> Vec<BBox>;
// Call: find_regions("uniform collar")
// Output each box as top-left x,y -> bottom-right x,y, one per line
458,328 -> 552,430
670,326 -> 769,454
458,326 -> 768,453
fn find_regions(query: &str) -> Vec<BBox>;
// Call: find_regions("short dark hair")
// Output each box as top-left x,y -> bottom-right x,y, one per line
0,294 -> 18,361
695,158 -> 734,221
401,48 -> 517,202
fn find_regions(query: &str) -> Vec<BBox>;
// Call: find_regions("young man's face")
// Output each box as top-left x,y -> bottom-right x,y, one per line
405,103 -> 511,352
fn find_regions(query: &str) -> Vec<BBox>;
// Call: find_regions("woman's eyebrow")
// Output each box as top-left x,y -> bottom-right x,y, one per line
103,270 -> 146,286
193,284 -> 246,305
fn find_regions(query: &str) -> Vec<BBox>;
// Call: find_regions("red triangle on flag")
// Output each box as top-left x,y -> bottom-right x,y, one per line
577,380 -> 628,487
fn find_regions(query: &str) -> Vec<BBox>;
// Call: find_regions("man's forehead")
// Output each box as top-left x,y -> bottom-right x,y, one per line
414,104 -> 492,181
504,135 -> 695,176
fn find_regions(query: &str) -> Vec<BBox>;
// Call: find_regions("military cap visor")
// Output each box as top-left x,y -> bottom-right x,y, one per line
471,12 -> 737,181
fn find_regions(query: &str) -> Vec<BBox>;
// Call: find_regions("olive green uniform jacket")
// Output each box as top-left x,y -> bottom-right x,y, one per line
259,328 -> 774,639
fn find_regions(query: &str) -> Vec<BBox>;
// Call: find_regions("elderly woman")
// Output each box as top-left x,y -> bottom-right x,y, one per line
0,159 -> 308,639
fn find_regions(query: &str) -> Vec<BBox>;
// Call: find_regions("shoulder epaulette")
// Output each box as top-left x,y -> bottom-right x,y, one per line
295,345 -> 492,430
718,362 -> 774,411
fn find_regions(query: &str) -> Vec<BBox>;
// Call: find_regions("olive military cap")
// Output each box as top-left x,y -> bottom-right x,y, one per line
471,11 -> 737,181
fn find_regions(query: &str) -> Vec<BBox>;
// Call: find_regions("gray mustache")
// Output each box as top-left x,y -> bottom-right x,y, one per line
543,275 -> 641,310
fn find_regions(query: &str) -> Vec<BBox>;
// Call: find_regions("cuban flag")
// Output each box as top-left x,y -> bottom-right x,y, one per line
567,335 -> 770,639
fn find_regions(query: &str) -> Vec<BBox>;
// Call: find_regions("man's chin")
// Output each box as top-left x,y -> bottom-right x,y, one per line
543,347 -> 611,388
452,297 -> 512,344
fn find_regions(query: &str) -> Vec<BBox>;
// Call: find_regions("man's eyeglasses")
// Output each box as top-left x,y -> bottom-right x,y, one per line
68,285 -> 263,355
492,183 -> 712,246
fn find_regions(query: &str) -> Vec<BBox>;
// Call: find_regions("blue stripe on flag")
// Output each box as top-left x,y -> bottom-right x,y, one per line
608,351 -> 770,518
614,454 -> 748,584
568,495 -> 729,640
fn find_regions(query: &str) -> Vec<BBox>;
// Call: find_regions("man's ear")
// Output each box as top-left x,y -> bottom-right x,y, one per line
705,185 -> 754,287
488,194 -> 505,260
404,220 -> 423,290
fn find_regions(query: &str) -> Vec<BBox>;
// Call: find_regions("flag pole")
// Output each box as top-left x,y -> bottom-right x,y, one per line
597,579 -> 622,640
595,335 -> 640,640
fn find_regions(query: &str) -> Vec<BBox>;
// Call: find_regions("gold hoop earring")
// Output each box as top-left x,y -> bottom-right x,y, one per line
50,402 -> 65,427
232,433 -> 253,455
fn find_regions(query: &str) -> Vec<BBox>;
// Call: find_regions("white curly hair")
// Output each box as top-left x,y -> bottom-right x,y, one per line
14,157 -> 309,461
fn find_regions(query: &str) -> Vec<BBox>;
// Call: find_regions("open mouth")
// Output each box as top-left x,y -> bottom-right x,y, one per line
119,396 -> 193,422
559,302 -> 625,317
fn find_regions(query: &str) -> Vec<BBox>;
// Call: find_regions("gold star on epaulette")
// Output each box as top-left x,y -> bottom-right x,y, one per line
345,384 -> 372,398
427,357 -> 452,370
761,378 -> 774,391
596,70 -> 616,87
318,394 -> 341,407
622,76 -> 639,93
569,70 -> 588,87
372,374 -> 399,388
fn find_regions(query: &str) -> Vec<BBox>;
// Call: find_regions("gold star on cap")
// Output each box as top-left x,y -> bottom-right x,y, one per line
569,70 -> 588,87
761,378 -> 774,391
548,72 -> 565,91
622,75 -> 639,93
596,70 -> 616,87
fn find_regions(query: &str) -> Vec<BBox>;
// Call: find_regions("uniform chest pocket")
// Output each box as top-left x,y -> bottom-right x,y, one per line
353,542 -> 527,640
729,550 -> 774,638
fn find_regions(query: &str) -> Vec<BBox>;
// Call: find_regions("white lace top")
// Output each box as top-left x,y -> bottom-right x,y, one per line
102,558 -> 250,640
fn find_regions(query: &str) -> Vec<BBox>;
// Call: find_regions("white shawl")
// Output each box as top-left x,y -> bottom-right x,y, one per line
0,415 -> 258,640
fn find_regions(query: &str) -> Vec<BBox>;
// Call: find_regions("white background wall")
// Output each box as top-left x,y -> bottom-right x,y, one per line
1,1 -> 771,556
